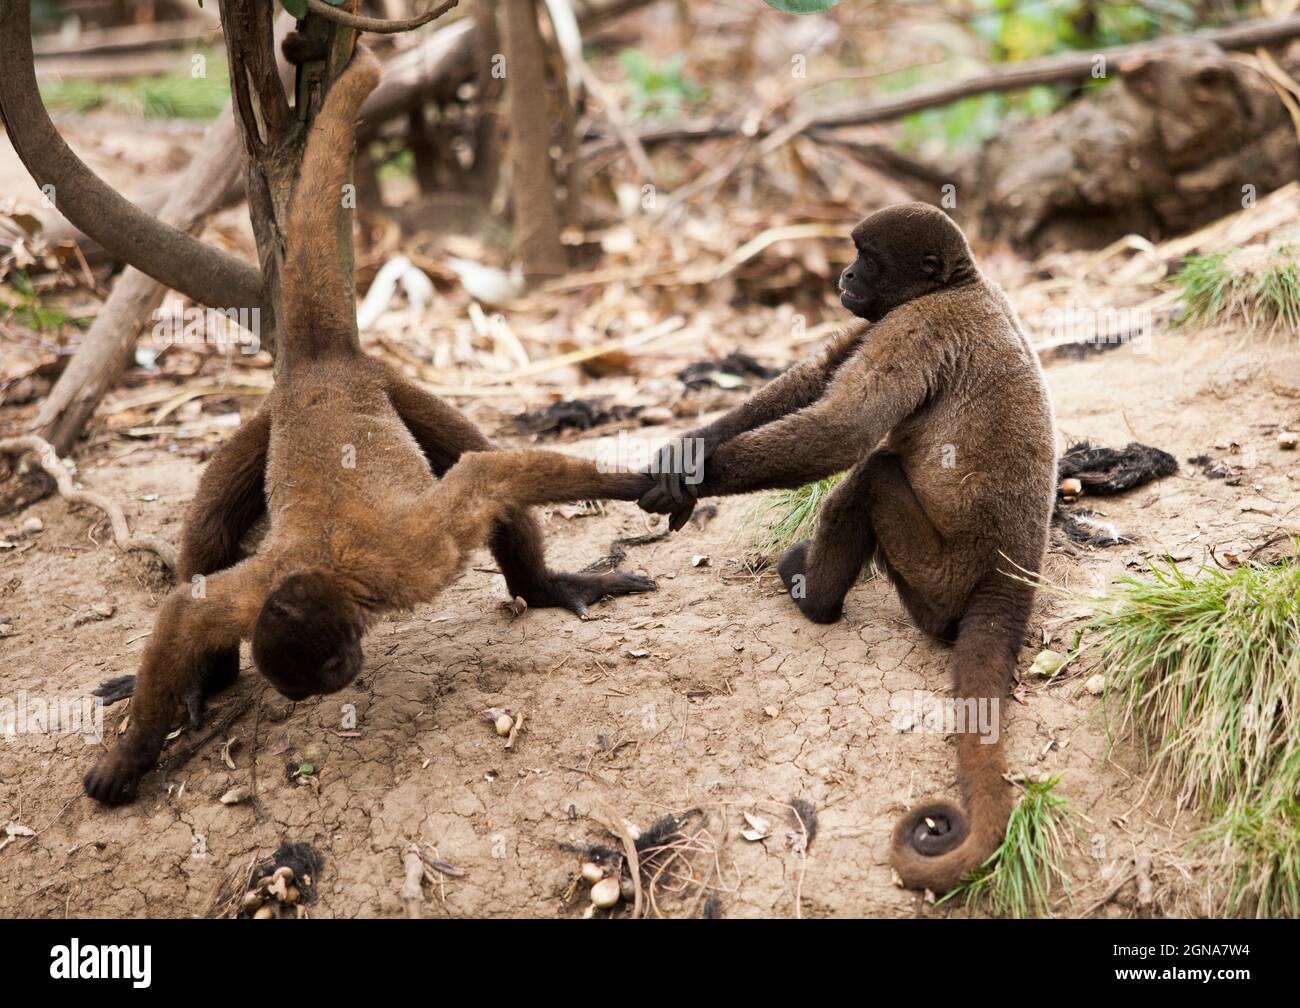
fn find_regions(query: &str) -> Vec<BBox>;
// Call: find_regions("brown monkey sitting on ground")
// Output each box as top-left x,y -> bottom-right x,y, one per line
639,203 -> 1057,893
84,43 -> 655,806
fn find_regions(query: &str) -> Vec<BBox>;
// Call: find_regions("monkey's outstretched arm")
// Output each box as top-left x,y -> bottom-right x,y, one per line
84,561 -> 272,805
640,324 -> 868,524
407,450 -> 655,597
692,322 -> 868,447
95,410 -> 272,718
649,322 -> 940,502
388,374 -> 655,614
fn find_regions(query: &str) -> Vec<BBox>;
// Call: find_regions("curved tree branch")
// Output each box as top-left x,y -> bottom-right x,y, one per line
306,0 -> 459,34
0,0 -> 264,313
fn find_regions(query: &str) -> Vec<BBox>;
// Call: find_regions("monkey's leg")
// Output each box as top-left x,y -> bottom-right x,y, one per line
776,456 -> 882,624
388,375 -> 655,615
84,563 -> 270,806
94,410 -> 271,725
410,450 -> 657,609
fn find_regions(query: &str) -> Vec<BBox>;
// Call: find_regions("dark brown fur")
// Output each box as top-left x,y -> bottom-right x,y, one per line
84,45 -> 655,806
640,203 -> 1057,892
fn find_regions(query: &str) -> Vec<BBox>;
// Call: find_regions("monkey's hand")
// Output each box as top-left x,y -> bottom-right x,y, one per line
84,733 -> 161,806
637,433 -> 711,531
520,570 -> 657,618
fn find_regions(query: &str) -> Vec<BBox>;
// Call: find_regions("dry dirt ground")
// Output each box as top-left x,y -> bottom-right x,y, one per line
2,322 -> 1298,919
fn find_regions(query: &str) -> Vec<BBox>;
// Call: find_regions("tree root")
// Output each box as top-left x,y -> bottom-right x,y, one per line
0,434 -> 179,572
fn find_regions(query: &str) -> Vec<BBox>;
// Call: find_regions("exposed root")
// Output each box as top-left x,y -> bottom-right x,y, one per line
0,434 -> 178,572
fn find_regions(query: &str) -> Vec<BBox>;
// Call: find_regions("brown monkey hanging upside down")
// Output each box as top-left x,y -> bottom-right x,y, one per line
84,43 -> 656,806
639,203 -> 1057,893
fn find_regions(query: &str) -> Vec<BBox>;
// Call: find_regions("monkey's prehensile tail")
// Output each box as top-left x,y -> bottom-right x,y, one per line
280,43 -> 381,370
889,574 -> 1033,894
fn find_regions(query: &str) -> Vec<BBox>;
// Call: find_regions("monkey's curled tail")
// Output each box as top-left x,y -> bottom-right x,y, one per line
280,44 -> 381,369
890,575 -> 1033,894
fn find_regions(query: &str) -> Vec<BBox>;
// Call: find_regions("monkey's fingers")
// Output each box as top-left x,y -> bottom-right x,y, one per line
92,675 -> 136,705
668,500 -> 697,532
637,478 -> 689,515
535,570 -> 657,617
84,750 -> 148,806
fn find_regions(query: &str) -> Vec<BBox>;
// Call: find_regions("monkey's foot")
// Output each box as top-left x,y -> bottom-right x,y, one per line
92,675 -> 136,706
92,650 -> 239,729
524,570 -> 657,618
778,540 -> 844,624
83,744 -> 156,806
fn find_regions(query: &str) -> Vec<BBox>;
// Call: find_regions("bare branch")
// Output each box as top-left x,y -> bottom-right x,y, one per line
0,0 -> 264,313
306,0 -> 459,34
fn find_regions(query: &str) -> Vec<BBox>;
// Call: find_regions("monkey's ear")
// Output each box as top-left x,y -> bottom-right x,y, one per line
921,253 -> 945,280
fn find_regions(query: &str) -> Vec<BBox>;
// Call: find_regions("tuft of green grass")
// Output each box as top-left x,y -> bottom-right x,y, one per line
2,270 -> 84,332
40,54 -> 230,120
1088,552 -> 1300,916
1174,244 -> 1300,338
733,474 -> 843,572
944,776 -> 1076,918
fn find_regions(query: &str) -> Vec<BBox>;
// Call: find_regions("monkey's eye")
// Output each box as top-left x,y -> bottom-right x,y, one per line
922,253 -> 944,279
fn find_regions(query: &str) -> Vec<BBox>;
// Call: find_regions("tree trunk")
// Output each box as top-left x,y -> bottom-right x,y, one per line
501,0 -> 565,283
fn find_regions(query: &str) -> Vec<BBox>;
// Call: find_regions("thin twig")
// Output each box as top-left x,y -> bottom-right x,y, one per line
593,811 -> 643,919
401,843 -> 426,918
306,0 -> 459,34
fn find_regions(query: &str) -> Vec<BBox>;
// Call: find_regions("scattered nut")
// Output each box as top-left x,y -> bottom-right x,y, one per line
219,785 -> 252,805
495,714 -> 514,737
580,861 -> 604,884
1029,649 -> 1066,678
1278,430 -> 1298,450
1059,477 -> 1083,496
1085,674 -> 1106,696
590,876 -> 621,909
21,517 -> 43,534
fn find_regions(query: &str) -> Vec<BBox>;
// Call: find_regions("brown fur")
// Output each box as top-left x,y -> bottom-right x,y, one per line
84,45 -> 655,806
640,203 -> 1057,892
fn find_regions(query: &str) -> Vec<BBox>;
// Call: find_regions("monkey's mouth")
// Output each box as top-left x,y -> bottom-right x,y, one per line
838,289 -> 871,315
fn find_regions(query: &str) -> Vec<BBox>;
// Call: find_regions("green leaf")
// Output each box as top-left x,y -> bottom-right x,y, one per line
281,0 -> 308,18
763,0 -> 841,13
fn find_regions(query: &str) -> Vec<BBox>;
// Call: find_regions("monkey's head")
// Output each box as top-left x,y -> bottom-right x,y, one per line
252,570 -> 367,700
838,202 -> 976,321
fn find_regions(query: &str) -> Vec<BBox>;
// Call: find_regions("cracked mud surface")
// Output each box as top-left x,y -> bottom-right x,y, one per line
3,329 -> 1298,917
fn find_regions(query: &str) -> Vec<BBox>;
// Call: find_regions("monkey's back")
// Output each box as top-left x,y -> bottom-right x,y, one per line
886,279 -> 1056,575
260,358 -> 438,586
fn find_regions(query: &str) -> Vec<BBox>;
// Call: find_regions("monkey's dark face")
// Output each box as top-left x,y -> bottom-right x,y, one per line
838,202 -> 975,321
252,570 -> 366,700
